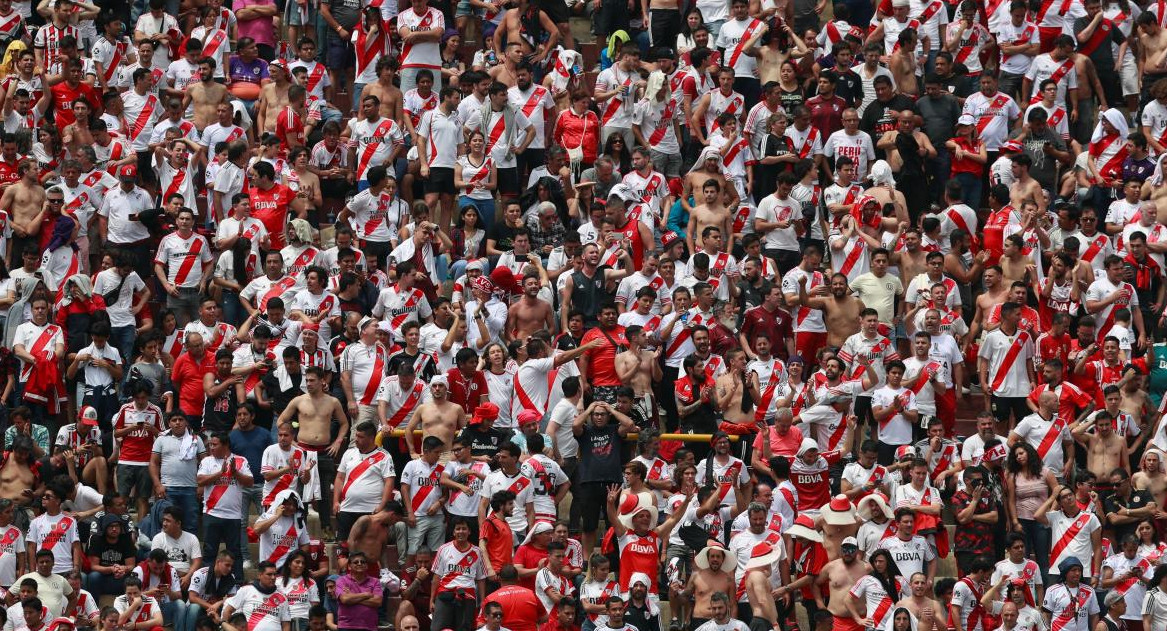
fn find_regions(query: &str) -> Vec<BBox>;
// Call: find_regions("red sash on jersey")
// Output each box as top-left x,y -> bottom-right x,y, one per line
715,461 -> 742,502
266,520 -> 300,564
172,235 -> 205,286
1079,20 -> 1116,57
837,238 -> 866,277
955,26 -> 981,64
338,450 -> 387,502
101,40 -> 126,85
306,64 -> 326,94
1113,553 -> 1158,597
1050,585 -> 1091,631
724,137 -> 749,165
226,126 -> 245,142
205,456 -> 244,511
247,591 -> 288,630
797,127 -> 819,158
919,1 -> 942,22
753,362 -> 787,422
665,312 -> 706,357
387,381 -> 424,428
514,362 -> 560,415
929,443 -> 955,480
163,165 -> 187,202
202,29 -> 228,62
389,288 -> 423,330
398,9 -> 435,68
1047,107 -> 1067,131
849,338 -> 891,379
977,94 -> 1011,136
986,0 -> 1008,21
1034,60 -> 1075,105
1003,25 -> 1036,66
871,595 -> 895,629
409,463 -> 444,513
39,516 -> 73,551
648,100 -> 678,145
989,331 -> 1031,391
1037,0 -> 1074,23
1090,132 -> 1129,181
263,449 -> 305,505
357,118 -> 397,176
358,347 -> 386,406
726,19 -> 763,69
600,73 -> 633,126
951,578 -> 987,631
484,112 -> 507,156
1033,414 -> 1068,461
128,95 -> 157,141
891,19 -> 920,52
355,23 -> 387,73
910,361 -> 941,394
28,324 -> 60,360
1049,511 -> 1092,568
436,545 -> 481,593
259,276 -> 297,312
291,247 -> 319,272
520,86 -> 547,117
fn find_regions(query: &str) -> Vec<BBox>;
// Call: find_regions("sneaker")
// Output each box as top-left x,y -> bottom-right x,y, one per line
668,619 -> 680,631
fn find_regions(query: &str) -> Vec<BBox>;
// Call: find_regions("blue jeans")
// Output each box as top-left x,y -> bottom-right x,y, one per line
221,290 -> 243,328
84,571 -> 126,599
239,485 -> 263,562
175,602 -> 200,631
110,325 -> 136,369
705,19 -> 725,40
202,514 -> 243,583
167,486 -> 199,535
450,259 -> 470,282
436,254 -> 450,283
955,172 -> 982,210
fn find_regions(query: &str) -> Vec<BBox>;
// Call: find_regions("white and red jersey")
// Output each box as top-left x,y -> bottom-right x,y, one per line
680,65 -> 715,107
240,275 -> 297,314
1034,0 -> 1083,32
850,574 -> 906,630
0,523 -> 22,586
1090,130 -> 1130,184
1013,411 -> 1072,473
616,531 -> 662,591
978,328 -> 1034,398
841,461 -> 888,500
12,321 -> 62,382
785,123 -> 822,161
660,307 -> 716,368
877,533 -> 935,577
340,341 -> 389,406
226,585 -> 291,631
715,17 -> 765,79
346,188 -> 402,243
1026,101 -> 1070,141
350,22 -> 386,83
961,90 -> 1021,151
112,401 -> 165,466
781,267 -> 826,333
876,15 -> 921,55
260,444 -> 317,507
154,231 -> 212,289
1043,583 -> 1098,631
748,356 -> 789,423
91,35 -> 129,86
154,157 -> 198,210
480,469 -> 535,531
25,513 -> 77,573
595,65 -> 638,128
727,527 -> 784,601
34,23 -> 77,67
336,447 -> 396,514
695,455 -> 749,508
464,107 -> 530,170
621,168 -> 670,218
276,576 -> 318,620
908,0 -> 948,48
445,458 -> 488,517
703,89 -> 745,136
113,595 -> 162,629
1085,276 -> 1138,339
520,454 -> 567,520
951,577 -> 991,631
289,60 -> 330,100
432,541 -> 486,594
830,235 -> 870,283
871,385 -> 915,445
121,90 -> 161,151
1025,54 -> 1078,106
396,7 -> 444,70
257,510 -> 310,567
58,182 -> 98,238
346,116 -> 404,182
372,284 -> 432,341
184,320 -> 237,353
377,376 -> 425,430
403,88 -> 439,130
198,454 -> 251,519
511,357 -> 565,419
200,122 -> 245,151
992,558 -> 1043,606
839,333 -> 900,394
508,84 -> 554,150
947,21 -> 990,74
633,95 -> 682,156
995,19 -> 1039,75
416,107 -> 462,169
401,458 -> 445,516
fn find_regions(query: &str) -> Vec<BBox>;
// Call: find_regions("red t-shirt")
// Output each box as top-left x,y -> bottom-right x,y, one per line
446,367 -> 488,415
171,351 -> 214,415
275,107 -> 305,152
580,325 -> 626,387
740,306 -> 794,359
480,584 -> 543,631
511,544 -> 548,590
792,539 -> 828,600
50,81 -> 101,130
250,184 -> 296,249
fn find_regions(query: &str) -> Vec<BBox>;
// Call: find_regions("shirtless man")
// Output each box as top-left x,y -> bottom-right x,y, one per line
896,572 -> 947,631
1071,411 -> 1130,479
0,436 -> 37,506
888,32 -> 920,97
404,375 -> 465,456
998,235 -> 1033,285
1,160 -> 45,258
344,500 -> 400,572
506,273 -> 555,342
744,550 -> 782,631
687,548 -> 737,623
492,0 -> 559,64
818,538 -> 870,630
878,111 -> 936,175
1009,155 -> 1045,213
715,349 -> 754,427
892,228 -> 930,286
278,366 -> 349,458
683,150 -> 739,216
861,176 -> 909,228
1139,12 -> 1167,96
1133,449 -> 1167,508
969,266 -> 1010,343
255,63 -> 292,136
182,58 -> 231,131
489,43 -> 522,87
797,272 -> 864,348
1119,372 -> 1150,422
688,179 -> 736,255
354,64 -> 399,126
615,325 -> 661,415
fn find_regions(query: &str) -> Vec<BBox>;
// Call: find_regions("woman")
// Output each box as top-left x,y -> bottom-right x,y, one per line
866,549 -> 904,610
946,115 -> 988,208
33,126 -> 64,185
776,355 -> 811,415
675,10 -> 704,58
776,60 -> 805,118
1005,441 -> 1056,576
486,202 -> 525,259
1103,0 -> 1140,112
521,176 -> 570,225
882,607 -> 917,631
287,147 -> 323,219
480,342 -> 515,429
350,6 -> 387,109
158,308 -> 184,367
127,331 -> 173,410
552,92 -> 601,172
601,134 -> 631,174
278,550 -> 320,631
56,273 -> 107,362
1136,519 -> 1165,557
440,30 -> 466,85
449,206 -> 487,284
755,113 -> 798,201
551,521 -> 584,579
191,6 -> 230,79
212,238 -> 254,328
757,22 -> 809,86
454,129 -> 497,230
579,554 -> 620,631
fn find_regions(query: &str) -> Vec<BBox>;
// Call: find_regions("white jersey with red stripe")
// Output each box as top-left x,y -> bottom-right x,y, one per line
1047,509 -> 1102,577
257,511 -> 310,567
432,541 -> 486,593
978,328 -> 1034,398
595,66 -> 638,128
850,574 -> 906,630
994,19 -> 1040,75
909,0 -> 949,47
951,578 -> 991,631
445,459 -> 489,517
508,84 -> 554,150
1084,276 -> 1138,338
876,16 -> 922,55
621,169 -> 671,218
346,116 -> 405,182
154,231 -> 212,289
121,90 -> 161,151
781,267 -> 827,332
1025,54 -> 1078,106
961,90 -> 1021,150
197,454 -> 251,519
992,558 -> 1044,606
260,444 -> 318,506
34,23 -> 77,67
1042,583 -> 1098,631
520,453 -> 567,520
376,376 -> 425,429
346,188 -> 403,243
695,455 -> 749,508
947,21 -> 991,74
480,469 -> 535,532
401,458 -> 446,516
25,513 -> 77,573
417,107 -> 462,169
632,95 -> 682,156
288,60 -> 331,100
403,89 -> 439,130
339,341 -> 390,407
715,17 -> 765,78
336,447 -> 396,514
464,107 -> 530,170
59,181 -> 98,238
396,7 -> 444,70
226,585 -> 291,631
727,527 -> 784,601
154,157 -> 198,214
1026,101 -> 1070,140
372,284 -> 432,341
287,288 -> 339,341
704,89 -> 745,135
113,595 -> 161,629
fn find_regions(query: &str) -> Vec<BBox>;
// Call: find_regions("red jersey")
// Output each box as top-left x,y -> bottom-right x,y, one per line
50,81 -> 101,130
445,367 -> 488,414
512,544 -> 549,590
617,531 -> 661,591
1067,340 -> 1103,398
1027,381 -> 1093,424
275,106 -> 305,152
792,539 -> 828,601
1037,331 -> 1071,372
481,584 -> 543,631
250,184 -> 296,249
171,351 -> 214,416
580,325 -> 627,387
790,451 -> 843,512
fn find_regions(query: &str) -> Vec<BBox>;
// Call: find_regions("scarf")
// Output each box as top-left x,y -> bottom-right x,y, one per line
57,274 -> 93,308
4,277 -> 41,348
176,431 -> 197,460
1125,252 -> 1160,291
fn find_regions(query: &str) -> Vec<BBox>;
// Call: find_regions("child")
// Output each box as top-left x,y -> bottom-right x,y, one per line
1110,307 -> 1135,359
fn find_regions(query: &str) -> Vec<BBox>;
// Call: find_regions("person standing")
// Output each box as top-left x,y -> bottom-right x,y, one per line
148,414 -> 206,535
196,432 -> 253,583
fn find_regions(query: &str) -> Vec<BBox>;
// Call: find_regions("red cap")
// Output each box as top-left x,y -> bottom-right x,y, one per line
118,164 -> 137,179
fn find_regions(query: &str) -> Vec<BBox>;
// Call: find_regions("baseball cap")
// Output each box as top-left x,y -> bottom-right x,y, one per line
118,164 -> 137,180
78,406 -> 98,426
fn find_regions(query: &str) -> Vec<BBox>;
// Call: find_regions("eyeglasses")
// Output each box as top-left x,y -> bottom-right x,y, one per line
47,199 -> 63,204
488,613 -> 503,618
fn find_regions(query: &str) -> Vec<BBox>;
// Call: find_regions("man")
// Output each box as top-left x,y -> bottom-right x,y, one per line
399,436 -> 446,570
962,74 -> 1021,157
507,273 -> 556,343
195,432 -> 251,582
1071,412 -> 1129,483
839,308 -> 900,430
148,415 -> 205,534
342,96 -> 404,194
578,304 -> 628,404
1036,487 -> 1103,582
877,508 -> 936,582
220,562 -> 290,631
416,87 -> 463,230
477,442 -> 535,543
980,302 -> 1037,427
1011,390 -> 1074,477
430,518 -> 485,631
153,208 -> 212,319
340,317 -> 391,428
405,375 -> 465,455
1086,255 -> 1144,346
1042,557 -> 1099,631
97,164 -> 152,280
330,419 -> 395,544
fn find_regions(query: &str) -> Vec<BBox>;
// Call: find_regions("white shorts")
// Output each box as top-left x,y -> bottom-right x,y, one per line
1122,54 -> 1140,98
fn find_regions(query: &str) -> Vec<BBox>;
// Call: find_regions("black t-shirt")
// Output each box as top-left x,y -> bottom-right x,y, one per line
1072,16 -> 1124,74
488,222 -> 520,253
576,423 -> 623,484
386,351 -> 438,383
260,370 -> 303,418
861,94 -> 916,150
1103,488 -> 1153,541
458,426 -> 514,460
86,535 -> 136,568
